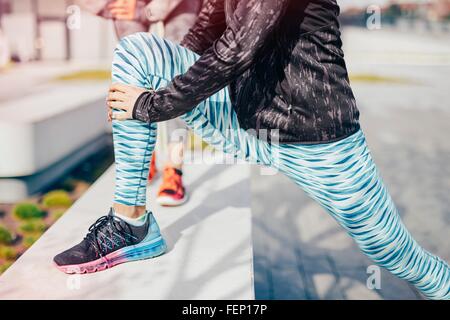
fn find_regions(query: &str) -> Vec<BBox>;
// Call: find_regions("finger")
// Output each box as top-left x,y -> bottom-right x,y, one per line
108,100 -> 128,110
109,83 -> 129,93
107,91 -> 125,102
109,83 -> 125,93
108,110 -> 112,122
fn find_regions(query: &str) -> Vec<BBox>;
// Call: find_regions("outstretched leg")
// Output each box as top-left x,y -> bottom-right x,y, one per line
273,130 -> 449,300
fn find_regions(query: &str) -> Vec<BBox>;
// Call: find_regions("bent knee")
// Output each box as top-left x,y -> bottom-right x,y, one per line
115,32 -> 164,53
113,32 -> 175,75
112,33 -> 166,86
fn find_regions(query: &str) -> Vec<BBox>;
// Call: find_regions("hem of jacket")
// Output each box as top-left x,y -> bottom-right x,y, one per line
269,125 -> 361,146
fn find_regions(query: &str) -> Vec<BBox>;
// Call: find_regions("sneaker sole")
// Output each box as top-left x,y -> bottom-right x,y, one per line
156,194 -> 188,207
54,236 -> 167,274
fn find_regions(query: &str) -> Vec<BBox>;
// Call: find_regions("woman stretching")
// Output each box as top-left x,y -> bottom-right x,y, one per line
54,0 -> 449,300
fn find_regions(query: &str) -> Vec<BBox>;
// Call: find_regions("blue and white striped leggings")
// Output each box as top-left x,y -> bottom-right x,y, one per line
111,33 -> 449,299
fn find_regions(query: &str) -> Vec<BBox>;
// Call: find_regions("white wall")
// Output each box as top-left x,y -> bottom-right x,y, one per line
2,13 -> 35,61
10,0 -> 33,13
2,1 -> 117,62
69,12 -> 117,62
41,21 -> 66,60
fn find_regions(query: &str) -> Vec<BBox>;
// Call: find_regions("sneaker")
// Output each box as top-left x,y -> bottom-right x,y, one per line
147,153 -> 157,184
53,209 -> 167,274
156,167 -> 187,207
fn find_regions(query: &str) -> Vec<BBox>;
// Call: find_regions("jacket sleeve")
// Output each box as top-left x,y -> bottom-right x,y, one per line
133,0 -> 289,124
180,0 -> 226,55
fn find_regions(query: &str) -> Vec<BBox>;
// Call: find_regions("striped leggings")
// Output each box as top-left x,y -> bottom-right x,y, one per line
111,32 -> 449,299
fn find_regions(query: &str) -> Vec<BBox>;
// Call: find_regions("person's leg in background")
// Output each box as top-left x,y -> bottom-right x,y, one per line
155,118 -> 189,206
271,131 -> 449,300
165,119 -> 186,170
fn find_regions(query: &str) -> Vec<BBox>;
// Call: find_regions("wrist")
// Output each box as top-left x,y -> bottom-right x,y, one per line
132,89 -> 155,122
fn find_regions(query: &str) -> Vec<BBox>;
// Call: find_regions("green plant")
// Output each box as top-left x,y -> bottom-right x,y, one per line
42,190 -> 72,209
0,261 -> 13,274
0,246 -> 17,260
13,203 -> 45,220
0,225 -> 13,244
19,220 -> 47,234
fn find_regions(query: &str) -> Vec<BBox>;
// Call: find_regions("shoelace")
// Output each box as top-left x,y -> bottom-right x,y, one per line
84,214 -> 133,257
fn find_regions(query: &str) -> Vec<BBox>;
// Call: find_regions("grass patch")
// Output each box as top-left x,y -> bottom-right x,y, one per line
349,73 -> 416,85
13,203 -> 45,220
19,220 -> 47,234
0,225 -> 14,245
0,246 -> 18,260
55,69 -> 110,81
42,190 -> 72,209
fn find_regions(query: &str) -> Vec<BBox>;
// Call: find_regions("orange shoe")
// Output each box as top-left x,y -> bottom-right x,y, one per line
147,153 -> 157,184
156,167 -> 187,206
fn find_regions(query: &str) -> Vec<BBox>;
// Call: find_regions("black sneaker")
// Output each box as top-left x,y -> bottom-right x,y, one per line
53,209 -> 167,274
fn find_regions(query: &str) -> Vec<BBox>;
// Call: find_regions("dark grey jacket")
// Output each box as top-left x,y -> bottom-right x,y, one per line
133,0 -> 360,144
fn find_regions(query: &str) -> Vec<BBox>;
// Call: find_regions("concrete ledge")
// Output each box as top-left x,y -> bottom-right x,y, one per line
0,133 -> 112,203
0,83 -> 109,177
0,161 -> 254,299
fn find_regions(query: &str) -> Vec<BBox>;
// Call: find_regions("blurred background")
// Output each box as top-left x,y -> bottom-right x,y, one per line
0,0 -> 449,299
